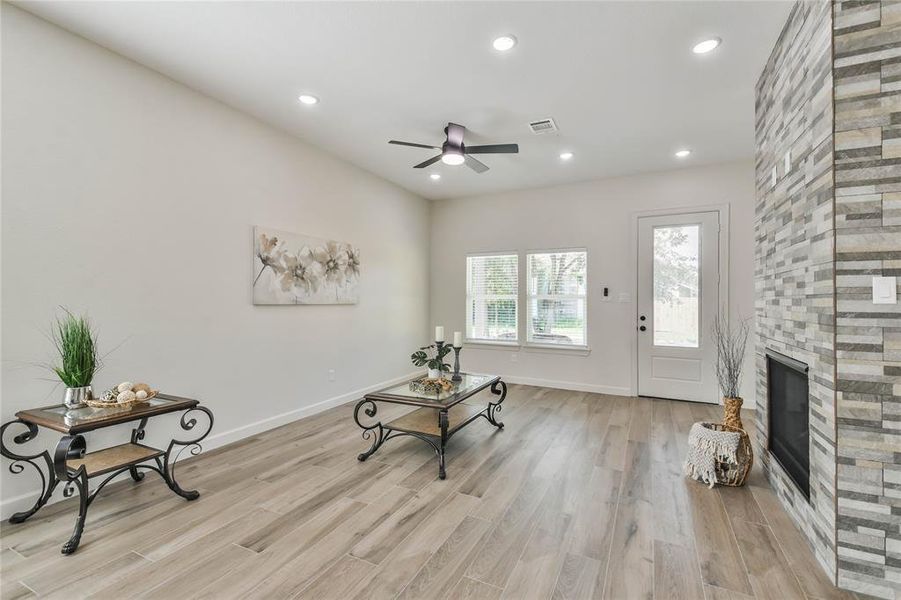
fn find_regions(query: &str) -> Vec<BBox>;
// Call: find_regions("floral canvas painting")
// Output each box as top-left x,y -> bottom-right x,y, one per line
253,226 -> 360,305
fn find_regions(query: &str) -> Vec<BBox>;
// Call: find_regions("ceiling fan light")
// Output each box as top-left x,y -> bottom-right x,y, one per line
441,152 -> 465,166
430,173 -> 441,180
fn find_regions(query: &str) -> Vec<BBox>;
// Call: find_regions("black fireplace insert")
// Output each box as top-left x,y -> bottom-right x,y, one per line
766,349 -> 810,499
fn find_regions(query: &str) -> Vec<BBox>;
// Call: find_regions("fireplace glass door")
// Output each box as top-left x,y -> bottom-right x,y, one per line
766,350 -> 810,499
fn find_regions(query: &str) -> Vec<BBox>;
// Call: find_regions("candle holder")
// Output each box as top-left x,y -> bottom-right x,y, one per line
452,346 -> 462,382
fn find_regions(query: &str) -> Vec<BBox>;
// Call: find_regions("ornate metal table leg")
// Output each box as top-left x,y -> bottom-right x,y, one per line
161,406 -> 213,501
54,435 -> 88,555
60,471 -> 88,555
354,399 -> 387,461
487,380 -> 507,429
129,417 -> 148,482
438,409 -> 448,480
1,420 -> 59,523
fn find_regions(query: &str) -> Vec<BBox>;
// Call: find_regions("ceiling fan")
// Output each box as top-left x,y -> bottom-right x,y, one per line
388,122 -> 518,174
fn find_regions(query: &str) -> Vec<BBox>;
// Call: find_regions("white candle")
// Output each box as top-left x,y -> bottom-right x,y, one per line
435,326 -> 445,342
453,331 -> 463,347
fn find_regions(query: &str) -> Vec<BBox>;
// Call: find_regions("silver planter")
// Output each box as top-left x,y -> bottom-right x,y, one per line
63,385 -> 93,409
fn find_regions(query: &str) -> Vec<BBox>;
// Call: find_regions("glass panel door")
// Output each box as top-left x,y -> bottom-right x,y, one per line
637,210 -> 719,403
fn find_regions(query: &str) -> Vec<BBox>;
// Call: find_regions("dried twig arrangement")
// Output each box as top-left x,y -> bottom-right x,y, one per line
712,308 -> 750,399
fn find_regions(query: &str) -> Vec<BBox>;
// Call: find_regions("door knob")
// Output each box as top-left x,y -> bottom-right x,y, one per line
639,325 -> 647,332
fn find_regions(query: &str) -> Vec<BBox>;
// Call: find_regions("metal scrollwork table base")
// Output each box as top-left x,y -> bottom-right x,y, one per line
1,394 -> 213,554
354,373 -> 506,480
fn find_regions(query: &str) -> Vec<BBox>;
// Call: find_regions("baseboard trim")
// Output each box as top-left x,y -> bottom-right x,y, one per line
0,370 -> 421,520
501,375 -> 631,397
198,370 -> 422,453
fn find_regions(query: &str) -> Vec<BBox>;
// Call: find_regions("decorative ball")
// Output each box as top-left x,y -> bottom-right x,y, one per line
135,390 -> 148,400
116,390 -> 136,404
100,388 -> 117,402
117,381 -> 134,393
133,383 -> 151,394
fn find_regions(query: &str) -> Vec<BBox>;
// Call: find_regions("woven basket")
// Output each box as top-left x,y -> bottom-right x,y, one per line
702,422 -> 753,487
84,390 -> 158,409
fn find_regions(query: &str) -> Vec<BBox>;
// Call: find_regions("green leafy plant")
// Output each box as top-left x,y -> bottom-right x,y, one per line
50,310 -> 100,388
410,344 -> 452,373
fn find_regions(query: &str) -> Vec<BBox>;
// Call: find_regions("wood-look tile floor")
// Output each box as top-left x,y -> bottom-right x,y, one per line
0,385 -> 857,600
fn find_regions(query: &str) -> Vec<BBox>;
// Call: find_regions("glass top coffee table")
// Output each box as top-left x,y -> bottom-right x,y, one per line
354,373 -> 506,479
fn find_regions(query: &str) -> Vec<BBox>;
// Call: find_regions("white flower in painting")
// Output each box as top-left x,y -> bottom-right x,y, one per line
313,241 -> 348,285
254,233 -> 286,286
279,247 -> 323,295
344,245 -> 360,281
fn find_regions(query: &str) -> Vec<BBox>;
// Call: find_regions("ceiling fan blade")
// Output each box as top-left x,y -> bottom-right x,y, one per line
465,144 -> 519,154
445,122 -> 466,147
389,140 -> 439,149
464,155 -> 489,174
413,154 -> 443,169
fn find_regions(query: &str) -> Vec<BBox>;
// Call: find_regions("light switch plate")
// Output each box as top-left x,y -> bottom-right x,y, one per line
872,276 -> 897,304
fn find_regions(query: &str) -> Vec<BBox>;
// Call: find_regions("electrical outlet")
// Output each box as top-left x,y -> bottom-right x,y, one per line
873,276 -> 897,304
510,353 -> 518,363
328,369 -> 335,382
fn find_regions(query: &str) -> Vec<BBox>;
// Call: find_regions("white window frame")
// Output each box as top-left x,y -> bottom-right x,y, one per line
525,248 -> 589,350
465,252 -> 520,345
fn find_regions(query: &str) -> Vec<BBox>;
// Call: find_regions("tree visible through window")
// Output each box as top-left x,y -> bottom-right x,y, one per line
466,254 -> 518,342
527,251 -> 587,346
653,225 -> 700,347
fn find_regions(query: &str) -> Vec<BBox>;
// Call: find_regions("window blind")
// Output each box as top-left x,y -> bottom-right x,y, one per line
466,254 -> 518,342
526,250 -> 587,346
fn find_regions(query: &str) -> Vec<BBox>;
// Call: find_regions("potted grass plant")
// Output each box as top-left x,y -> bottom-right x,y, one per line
411,344 -> 452,380
51,310 -> 100,408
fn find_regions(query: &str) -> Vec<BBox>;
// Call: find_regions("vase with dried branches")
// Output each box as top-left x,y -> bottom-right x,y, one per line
712,308 -> 751,430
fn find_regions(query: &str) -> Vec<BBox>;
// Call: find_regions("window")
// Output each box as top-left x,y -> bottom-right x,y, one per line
466,254 -> 518,342
526,250 -> 587,346
652,225 -> 699,347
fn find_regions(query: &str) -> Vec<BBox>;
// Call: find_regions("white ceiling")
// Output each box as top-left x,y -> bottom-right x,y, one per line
18,1 -> 792,201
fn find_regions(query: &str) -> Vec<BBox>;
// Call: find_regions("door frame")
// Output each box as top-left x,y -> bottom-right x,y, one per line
628,203 -> 730,397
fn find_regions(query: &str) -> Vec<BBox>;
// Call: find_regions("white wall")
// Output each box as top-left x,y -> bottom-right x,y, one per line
0,5 -> 429,515
430,160 -> 756,399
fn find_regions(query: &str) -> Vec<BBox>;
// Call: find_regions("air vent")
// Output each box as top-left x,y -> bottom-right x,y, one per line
528,118 -> 558,135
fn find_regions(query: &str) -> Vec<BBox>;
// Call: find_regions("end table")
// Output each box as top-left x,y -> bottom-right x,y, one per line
1,394 -> 213,554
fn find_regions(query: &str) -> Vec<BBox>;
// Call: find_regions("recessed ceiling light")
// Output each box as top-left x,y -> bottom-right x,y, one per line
493,35 -> 517,52
430,173 -> 441,180
298,94 -> 319,105
675,149 -> 692,158
559,151 -> 574,161
692,38 -> 721,54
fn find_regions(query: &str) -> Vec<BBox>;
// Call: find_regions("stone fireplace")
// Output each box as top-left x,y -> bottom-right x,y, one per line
755,2 -> 900,597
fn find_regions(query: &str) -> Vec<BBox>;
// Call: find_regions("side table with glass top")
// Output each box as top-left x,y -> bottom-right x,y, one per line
0,394 -> 213,554
354,373 -> 506,479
